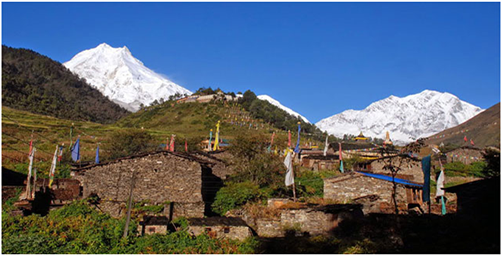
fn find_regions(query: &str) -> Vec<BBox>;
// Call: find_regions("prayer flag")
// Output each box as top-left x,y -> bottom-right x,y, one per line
441,196 -> 447,215
421,155 -> 431,202
436,170 -> 445,197
284,150 -> 294,186
185,139 -> 188,152
169,134 -> 175,152
166,138 -> 169,151
71,138 -> 80,162
95,145 -> 100,164
49,145 -> 58,188
464,136 -> 468,142
213,121 -> 221,151
26,147 -> 36,199
208,129 -> 213,151
470,139 -> 474,146
323,134 -> 329,156
57,145 -> 64,162
339,142 -> 344,173
294,123 -> 301,153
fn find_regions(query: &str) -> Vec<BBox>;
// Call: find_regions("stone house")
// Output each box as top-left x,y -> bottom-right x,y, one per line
71,151 -> 225,219
137,215 -> 170,235
301,155 -> 339,171
444,178 -> 499,218
324,171 -> 423,214
445,146 -> 483,165
187,217 -> 253,241
354,154 -> 424,183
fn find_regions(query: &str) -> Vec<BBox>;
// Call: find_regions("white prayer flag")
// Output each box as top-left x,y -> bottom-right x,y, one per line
323,134 -> 329,156
436,170 -> 445,197
26,147 -> 36,199
284,151 -> 294,186
49,145 -> 58,188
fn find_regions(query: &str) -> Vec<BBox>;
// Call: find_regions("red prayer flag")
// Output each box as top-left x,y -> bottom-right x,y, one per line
185,139 -> 188,152
169,135 -> 175,152
470,139 -> 474,146
464,136 -> 468,142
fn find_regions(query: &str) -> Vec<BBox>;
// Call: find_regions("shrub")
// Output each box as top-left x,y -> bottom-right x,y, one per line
105,129 -> 155,159
211,181 -> 262,215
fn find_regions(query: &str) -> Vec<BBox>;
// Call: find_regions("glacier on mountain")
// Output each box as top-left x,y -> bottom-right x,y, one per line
315,90 -> 484,145
63,43 -> 191,112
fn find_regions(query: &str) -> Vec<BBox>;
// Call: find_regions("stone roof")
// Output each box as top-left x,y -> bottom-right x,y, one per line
324,171 -> 423,188
141,215 -> 170,226
188,217 -> 249,227
72,150 -> 218,171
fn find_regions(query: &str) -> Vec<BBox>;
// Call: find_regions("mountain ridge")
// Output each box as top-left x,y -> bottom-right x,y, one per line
315,90 -> 484,145
257,95 -> 310,123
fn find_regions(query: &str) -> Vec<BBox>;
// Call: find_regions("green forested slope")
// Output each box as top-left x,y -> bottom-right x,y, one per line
2,45 -> 129,124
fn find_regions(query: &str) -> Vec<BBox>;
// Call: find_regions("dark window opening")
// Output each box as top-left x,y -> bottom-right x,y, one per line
223,227 -> 230,233
148,227 -> 156,233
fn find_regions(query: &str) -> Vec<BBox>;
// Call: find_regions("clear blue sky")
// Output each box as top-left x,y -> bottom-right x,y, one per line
3,2 -> 500,123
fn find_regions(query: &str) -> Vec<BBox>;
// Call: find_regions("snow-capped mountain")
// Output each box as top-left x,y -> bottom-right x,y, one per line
315,90 -> 484,145
257,95 -> 310,123
64,43 -> 191,112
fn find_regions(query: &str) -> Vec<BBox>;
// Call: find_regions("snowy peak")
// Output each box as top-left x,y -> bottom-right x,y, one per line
316,90 -> 484,145
257,95 -> 310,123
64,43 -> 191,112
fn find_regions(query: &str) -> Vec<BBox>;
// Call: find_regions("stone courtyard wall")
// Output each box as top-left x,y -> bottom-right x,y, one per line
324,174 -> 407,206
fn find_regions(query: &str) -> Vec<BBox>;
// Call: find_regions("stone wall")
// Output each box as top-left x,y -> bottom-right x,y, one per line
192,152 -> 232,180
324,173 -> 408,207
369,156 -> 423,183
73,152 -> 205,218
280,209 -> 335,235
187,217 -> 253,241
139,224 -> 169,235
188,225 -> 252,241
253,207 -> 364,237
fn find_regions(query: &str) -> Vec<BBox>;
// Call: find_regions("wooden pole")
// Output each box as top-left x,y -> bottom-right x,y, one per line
123,171 -> 136,238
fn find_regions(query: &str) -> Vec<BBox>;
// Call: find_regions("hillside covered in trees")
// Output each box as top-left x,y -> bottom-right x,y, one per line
2,45 -> 129,124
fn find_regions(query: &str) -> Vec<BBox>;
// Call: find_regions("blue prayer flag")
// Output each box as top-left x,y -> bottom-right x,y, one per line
421,155 -> 431,202
95,145 -> 99,164
71,138 -> 80,162
294,123 -> 301,153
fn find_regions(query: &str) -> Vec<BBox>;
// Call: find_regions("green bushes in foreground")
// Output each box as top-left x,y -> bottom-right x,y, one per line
2,200 -> 258,254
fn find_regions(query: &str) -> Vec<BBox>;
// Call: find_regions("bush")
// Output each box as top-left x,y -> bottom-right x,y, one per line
2,200 -> 258,254
211,181 -> 262,215
443,161 -> 488,178
106,129 -> 155,159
